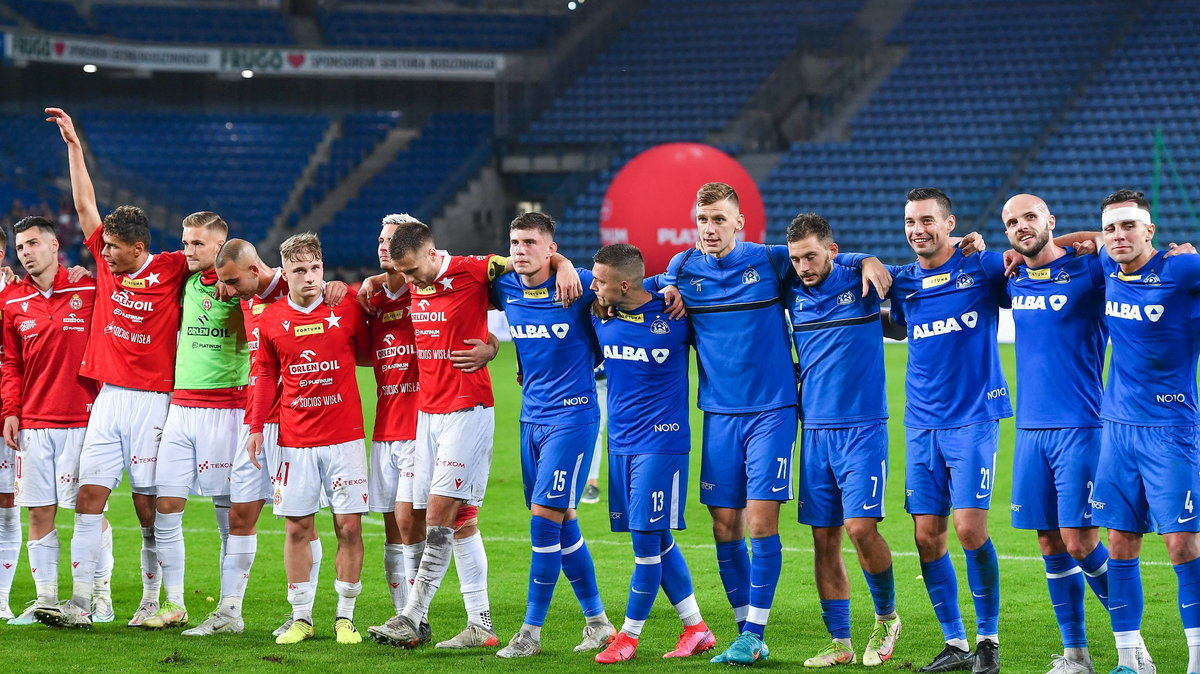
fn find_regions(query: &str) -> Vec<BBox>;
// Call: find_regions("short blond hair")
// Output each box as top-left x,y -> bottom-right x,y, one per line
696,182 -> 739,208
182,210 -> 228,235
279,232 -> 322,263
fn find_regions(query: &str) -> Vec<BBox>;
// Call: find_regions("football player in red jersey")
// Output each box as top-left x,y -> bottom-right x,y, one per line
1,217 -> 110,625
38,108 -> 193,629
248,233 -> 371,645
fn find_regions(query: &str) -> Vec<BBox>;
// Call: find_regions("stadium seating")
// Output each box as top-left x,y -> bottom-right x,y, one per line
536,0 -> 862,262
5,0 -> 92,35
1015,0 -> 1200,242
318,10 -> 564,50
81,112 -> 328,244
759,0 -> 1132,261
299,112 -> 401,219
0,114 -> 68,208
90,3 -> 292,45
320,112 -> 493,267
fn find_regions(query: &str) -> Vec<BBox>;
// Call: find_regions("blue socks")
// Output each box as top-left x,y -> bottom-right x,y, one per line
921,552 -> 967,642
963,538 -> 1000,638
820,599 -> 851,640
658,532 -> 695,605
1044,552 -> 1087,649
745,535 -> 782,638
1108,557 -> 1143,635
560,517 -> 604,618
1078,541 -> 1110,609
715,539 -> 751,631
1174,557 -> 1200,630
628,531 -> 662,624
524,515 -> 562,627
863,566 -> 897,617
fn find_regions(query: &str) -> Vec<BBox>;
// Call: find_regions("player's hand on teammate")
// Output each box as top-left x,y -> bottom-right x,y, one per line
323,280 -> 349,306
1072,239 -> 1098,257
45,107 -> 81,146
2,416 -> 19,451
450,334 -> 499,373
66,265 -> 91,282
1002,249 -> 1021,277
0,267 -> 15,286
554,265 -> 583,307
859,258 -> 893,299
214,280 -> 236,301
1166,241 -> 1198,257
661,285 -> 686,319
356,273 -> 386,312
247,432 -> 264,469
956,231 -> 986,256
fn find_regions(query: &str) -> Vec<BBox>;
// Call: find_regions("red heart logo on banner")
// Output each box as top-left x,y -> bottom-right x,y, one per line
287,53 -> 305,68
54,42 -> 65,56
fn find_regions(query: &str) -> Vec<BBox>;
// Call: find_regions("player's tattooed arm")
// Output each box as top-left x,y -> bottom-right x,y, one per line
449,332 -> 500,373
46,108 -> 102,240
356,273 -> 387,311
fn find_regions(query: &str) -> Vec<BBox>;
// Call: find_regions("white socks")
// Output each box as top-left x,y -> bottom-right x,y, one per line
220,534 -> 257,617
140,526 -> 160,604
384,543 -> 407,614
27,530 -> 59,602
70,513 -> 104,609
287,581 -> 313,623
334,579 -> 361,619
401,526 -> 453,625
453,532 -> 491,631
0,507 -> 21,599
154,511 -> 185,606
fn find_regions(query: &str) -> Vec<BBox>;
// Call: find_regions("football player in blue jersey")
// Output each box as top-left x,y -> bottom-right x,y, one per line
1052,190 -> 1200,674
785,213 -> 902,668
999,194 -> 1111,674
587,244 -> 715,664
490,212 -> 615,658
882,188 -> 1009,674
653,182 -> 889,665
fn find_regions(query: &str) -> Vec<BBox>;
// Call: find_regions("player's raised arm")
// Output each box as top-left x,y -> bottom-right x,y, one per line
45,108 -> 102,240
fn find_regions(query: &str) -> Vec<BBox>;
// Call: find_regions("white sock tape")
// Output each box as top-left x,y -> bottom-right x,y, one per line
1102,206 -> 1151,226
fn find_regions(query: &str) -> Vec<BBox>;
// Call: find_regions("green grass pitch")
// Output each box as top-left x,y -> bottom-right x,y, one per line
0,343 -> 1182,672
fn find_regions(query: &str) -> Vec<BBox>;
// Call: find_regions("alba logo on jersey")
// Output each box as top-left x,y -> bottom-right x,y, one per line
910,311 -> 978,341
602,344 -> 670,363
509,323 -> 570,339
1011,295 -> 1068,312
1105,302 -> 1165,322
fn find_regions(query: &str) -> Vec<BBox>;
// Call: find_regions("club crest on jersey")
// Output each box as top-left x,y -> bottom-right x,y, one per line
69,293 -> 83,310
202,298 -> 212,312
1053,270 -> 1071,284
836,291 -> 855,305
650,318 -> 670,334
1144,272 -> 1161,285
955,273 -> 974,289
742,267 -> 760,284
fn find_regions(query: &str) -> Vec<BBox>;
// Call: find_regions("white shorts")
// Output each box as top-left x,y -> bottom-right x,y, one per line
274,439 -> 369,517
80,384 -> 171,494
395,436 -> 431,508
369,439 -> 414,513
15,427 -> 88,508
231,423 -> 279,505
418,406 -> 494,508
0,444 -> 13,493
156,405 -> 245,498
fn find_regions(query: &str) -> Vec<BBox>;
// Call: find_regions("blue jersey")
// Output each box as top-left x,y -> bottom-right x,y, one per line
1007,251 -> 1107,429
591,294 -> 690,455
888,249 -> 1013,429
788,262 -> 887,428
655,241 -> 794,414
1100,249 -> 1200,426
492,268 -> 601,425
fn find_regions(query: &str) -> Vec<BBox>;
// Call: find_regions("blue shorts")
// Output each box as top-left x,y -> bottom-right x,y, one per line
798,422 -> 889,527
1093,421 -> 1200,535
608,453 -> 688,532
699,407 -> 797,508
905,421 -> 999,516
1010,427 -> 1101,530
520,421 -> 599,510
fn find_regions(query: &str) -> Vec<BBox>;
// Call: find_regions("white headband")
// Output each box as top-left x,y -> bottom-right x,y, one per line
1102,206 -> 1151,226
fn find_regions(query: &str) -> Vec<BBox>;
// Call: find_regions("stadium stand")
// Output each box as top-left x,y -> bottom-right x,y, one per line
81,112 -> 327,243
1015,0 -> 1200,241
531,0 -> 863,261
759,0 -> 1134,262
90,3 -> 292,44
318,9 -> 565,50
0,113 -> 66,208
299,112 -> 401,219
5,0 -> 91,35
320,112 -> 493,267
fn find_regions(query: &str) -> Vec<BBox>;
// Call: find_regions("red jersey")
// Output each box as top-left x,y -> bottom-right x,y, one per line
410,253 -> 507,414
249,293 -> 369,448
81,228 -> 190,392
368,283 -> 419,442
1,267 -> 101,427
242,269 -> 288,425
